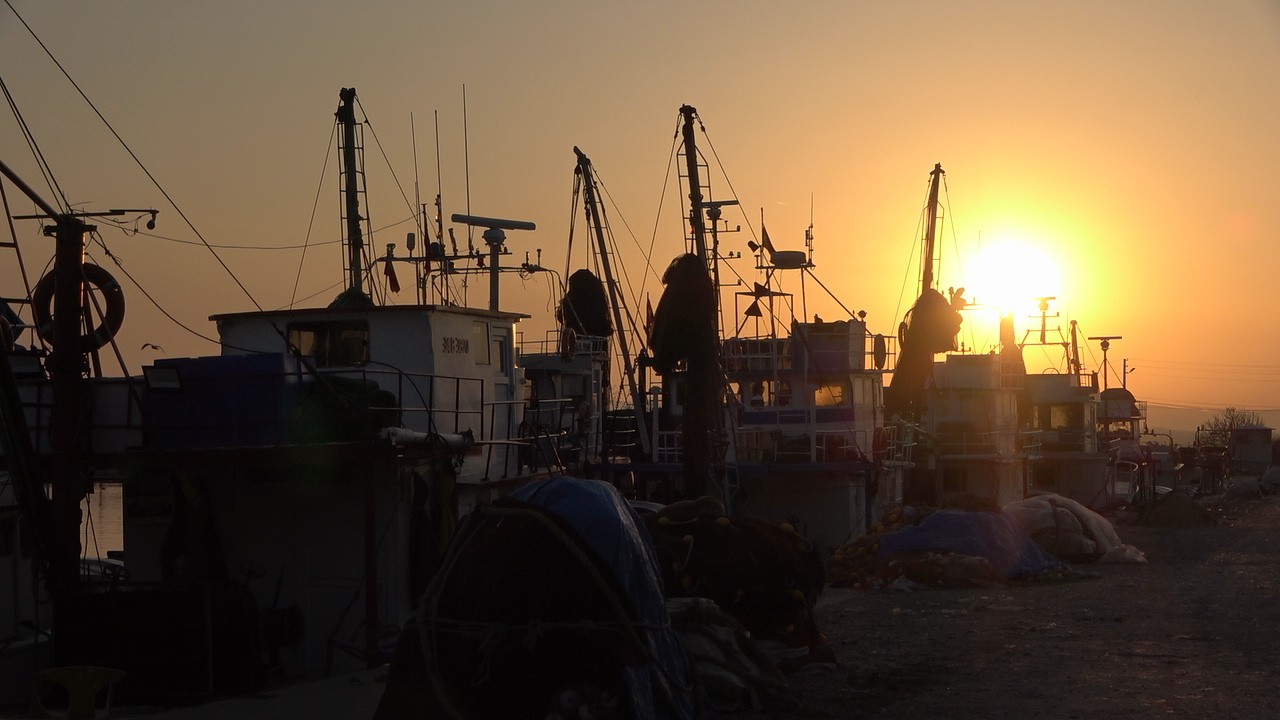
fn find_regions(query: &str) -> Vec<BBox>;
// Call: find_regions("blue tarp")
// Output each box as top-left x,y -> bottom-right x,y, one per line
507,476 -> 696,720
876,509 -> 1067,579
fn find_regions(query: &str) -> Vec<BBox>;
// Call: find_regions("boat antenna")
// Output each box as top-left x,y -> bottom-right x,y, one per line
451,214 -> 536,312
462,85 -> 473,254
806,193 -> 815,263
432,109 -> 447,305
411,112 -> 424,304
1088,335 -> 1123,390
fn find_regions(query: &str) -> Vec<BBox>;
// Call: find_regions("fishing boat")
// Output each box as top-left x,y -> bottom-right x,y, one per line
0,87 -> 593,704
527,106 -> 909,554
884,164 -> 1162,513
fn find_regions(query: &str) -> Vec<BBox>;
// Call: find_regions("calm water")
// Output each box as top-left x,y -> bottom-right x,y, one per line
81,482 -> 123,559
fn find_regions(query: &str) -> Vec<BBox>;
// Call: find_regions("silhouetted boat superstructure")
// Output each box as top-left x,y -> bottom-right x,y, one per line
886,165 -> 1169,513
533,106 -> 909,553
0,87 -> 598,703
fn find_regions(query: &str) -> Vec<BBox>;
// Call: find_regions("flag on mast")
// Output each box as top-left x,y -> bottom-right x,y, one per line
385,259 -> 401,293
761,224 -> 776,256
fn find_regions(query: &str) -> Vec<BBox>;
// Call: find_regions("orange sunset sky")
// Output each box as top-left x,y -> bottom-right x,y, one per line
2,1 -> 1279,435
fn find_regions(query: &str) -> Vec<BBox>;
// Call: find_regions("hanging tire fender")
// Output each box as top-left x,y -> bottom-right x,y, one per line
31,263 -> 126,352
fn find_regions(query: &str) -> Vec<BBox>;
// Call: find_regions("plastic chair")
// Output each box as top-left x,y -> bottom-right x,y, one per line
28,666 -> 126,719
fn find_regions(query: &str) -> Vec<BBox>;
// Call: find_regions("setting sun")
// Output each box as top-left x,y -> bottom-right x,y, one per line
957,237 -> 1064,317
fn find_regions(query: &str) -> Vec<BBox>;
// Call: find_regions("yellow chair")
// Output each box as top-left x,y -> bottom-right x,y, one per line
29,666 -> 126,719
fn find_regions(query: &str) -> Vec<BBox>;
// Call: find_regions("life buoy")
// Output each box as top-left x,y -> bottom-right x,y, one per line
31,263 -> 126,352
872,427 -> 889,465
559,327 -> 577,362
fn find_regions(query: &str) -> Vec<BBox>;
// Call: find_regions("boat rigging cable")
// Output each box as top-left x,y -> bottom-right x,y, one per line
353,94 -> 425,306
5,0 -> 265,315
0,75 -> 68,212
569,159 -> 650,352
0,166 -> 38,306
86,237 -> 223,347
291,122 -> 338,309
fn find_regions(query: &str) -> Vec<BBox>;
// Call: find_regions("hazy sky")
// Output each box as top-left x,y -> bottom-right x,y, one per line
3,1 -> 1279,432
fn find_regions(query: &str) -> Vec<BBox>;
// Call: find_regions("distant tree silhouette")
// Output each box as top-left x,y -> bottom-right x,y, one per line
1199,407 -> 1265,448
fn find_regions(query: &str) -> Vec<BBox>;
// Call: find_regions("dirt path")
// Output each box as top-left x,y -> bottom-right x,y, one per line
741,495 -> 1280,719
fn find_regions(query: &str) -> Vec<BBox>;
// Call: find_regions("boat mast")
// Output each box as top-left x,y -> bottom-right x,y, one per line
920,163 -> 944,294
334,88 -> 372,306
573,147 -> 651,454
680,105 -> 711,267
0,161 -> 88,588
672,105 -> 722,498
1069,320 -> 1083,376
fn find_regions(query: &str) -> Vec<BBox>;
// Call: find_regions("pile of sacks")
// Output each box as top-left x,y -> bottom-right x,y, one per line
829,493 -> 1145,590
1003,492 -> 1147,563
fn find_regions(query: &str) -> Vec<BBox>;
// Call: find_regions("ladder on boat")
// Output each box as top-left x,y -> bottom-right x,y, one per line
335,88 -> 376,301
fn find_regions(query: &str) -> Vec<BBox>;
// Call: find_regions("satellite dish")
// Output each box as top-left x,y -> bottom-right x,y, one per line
873,334 -> 888,370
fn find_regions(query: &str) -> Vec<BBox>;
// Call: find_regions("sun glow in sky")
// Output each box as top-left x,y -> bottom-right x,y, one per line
3,0 -> 1280,434
949,236 -> 1067,355
958,237 -> 1064,318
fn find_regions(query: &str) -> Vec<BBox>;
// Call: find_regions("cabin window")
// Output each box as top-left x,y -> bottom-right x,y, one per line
287,320 -> 369,368
1034,404 -> 1084,430
739,380 -> 792,408
472,321 -> 491,365
492,328 -> 510,372
815,380 -> 850,407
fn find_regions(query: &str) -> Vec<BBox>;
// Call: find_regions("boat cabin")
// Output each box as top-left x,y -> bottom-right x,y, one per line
210,303 -> 529,483
1025,372 -> 1115,507
921,353 -> 1040,508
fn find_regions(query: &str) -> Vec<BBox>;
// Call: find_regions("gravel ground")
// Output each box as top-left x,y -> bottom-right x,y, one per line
733,493 -> 1280,719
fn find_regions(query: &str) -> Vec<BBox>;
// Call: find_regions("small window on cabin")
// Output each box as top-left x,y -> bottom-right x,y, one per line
287,320 -> 370,368
1050,404 -> 1083,430
775,381 -> 793,407
815,380 -> 850,407
851,376 -> 871,406
472,321 -> 491,365
494,338 -> 507,372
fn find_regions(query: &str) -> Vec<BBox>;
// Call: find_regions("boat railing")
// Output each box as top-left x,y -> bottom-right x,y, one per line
317,366 -> 485,439
934,427 -> 1041,458
13,376 -> 145,457
1020,428 -> 1043,458
881,424 -> 917,466
516,330 -> 609,359
481,397 -> 531,479
516,397 -> 586,472
660,424 -> 879,466
1039,427 -> 1092,452
723,336 -> 792,373
124,363 -> 489,450
654,429 -> 682,464
602,409 -> 641,462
